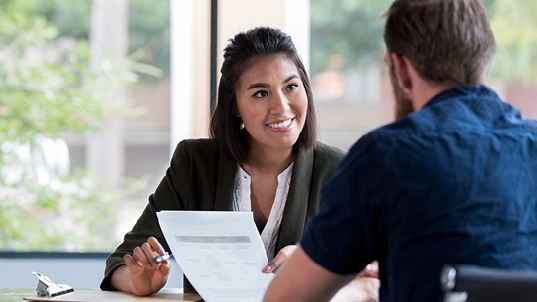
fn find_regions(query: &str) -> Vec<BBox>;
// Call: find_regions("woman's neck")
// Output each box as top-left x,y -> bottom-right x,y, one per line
243,143 -> 294,176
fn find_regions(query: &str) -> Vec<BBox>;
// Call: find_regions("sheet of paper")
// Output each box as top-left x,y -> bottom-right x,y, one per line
157,211 -> 274,302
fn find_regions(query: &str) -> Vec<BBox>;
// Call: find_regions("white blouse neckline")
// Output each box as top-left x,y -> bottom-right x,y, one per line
233,162 -> 293,261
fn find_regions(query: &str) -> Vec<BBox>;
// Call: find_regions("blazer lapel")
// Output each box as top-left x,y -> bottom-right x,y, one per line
214,152 -> 236,211
276,148 -> 314,251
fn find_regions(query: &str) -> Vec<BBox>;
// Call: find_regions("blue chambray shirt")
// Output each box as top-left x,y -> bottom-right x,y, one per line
301,85 -> 537,302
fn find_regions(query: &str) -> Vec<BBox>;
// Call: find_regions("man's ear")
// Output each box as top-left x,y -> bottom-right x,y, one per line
391,53 -> 412,92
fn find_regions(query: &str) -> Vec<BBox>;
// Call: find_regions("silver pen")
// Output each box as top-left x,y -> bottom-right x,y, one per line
154,252 -> 172,263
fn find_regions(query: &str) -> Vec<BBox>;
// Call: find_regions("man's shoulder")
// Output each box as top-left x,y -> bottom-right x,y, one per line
358,119 -> 415,145
342,118 -> 429,166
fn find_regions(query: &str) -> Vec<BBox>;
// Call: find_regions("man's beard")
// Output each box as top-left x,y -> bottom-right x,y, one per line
389,65 -> 414,120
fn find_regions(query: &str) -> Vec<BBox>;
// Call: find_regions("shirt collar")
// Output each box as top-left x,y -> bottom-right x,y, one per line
424,85 -> 499,109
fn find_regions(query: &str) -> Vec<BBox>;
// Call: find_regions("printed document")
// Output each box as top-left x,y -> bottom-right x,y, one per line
157,211 -> 274,302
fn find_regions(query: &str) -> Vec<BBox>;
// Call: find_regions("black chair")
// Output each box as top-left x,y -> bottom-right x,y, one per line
441,265 -> 537,302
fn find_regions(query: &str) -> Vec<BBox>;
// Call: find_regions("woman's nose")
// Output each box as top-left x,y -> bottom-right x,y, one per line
269,92 -> 290,114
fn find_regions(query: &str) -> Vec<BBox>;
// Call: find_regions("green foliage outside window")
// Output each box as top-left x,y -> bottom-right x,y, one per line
310,0 -> 390,76
489,0 -> 537,83
310,0 -> 537,83
37,0 -> 170,82
0,0 -> 153,252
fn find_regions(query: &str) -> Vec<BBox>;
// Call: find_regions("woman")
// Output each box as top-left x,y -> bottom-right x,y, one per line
100,27 -> 347,296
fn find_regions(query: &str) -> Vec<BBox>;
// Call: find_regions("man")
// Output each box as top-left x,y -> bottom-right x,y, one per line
264,0 -> 537,301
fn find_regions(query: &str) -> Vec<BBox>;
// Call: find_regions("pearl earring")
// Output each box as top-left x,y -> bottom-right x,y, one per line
240,122 -> 245,130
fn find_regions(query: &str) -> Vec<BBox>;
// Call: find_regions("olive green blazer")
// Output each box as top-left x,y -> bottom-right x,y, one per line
101,138 -> 346,291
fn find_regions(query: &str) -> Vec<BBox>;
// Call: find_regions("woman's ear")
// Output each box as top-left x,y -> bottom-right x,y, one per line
391,53 -> 412,91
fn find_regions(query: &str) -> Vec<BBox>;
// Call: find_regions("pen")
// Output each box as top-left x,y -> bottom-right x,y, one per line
155,252 -> 172,263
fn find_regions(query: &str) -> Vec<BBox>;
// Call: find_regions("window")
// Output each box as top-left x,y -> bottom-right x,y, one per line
310,0 -> 537,150
0,0 -> 172,252
2,0 -> 536,254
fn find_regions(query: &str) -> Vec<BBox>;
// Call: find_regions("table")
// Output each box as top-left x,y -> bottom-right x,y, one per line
0,288 -> 201,302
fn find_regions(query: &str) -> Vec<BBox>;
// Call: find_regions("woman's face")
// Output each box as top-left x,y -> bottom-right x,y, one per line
235,55 -> 308,154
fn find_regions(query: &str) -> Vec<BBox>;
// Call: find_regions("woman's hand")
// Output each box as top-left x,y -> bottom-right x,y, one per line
358,261 -> 379,279
330,261 -> 380,302
262,246 -> 379,301
262,245 -> 297,273
111,236 -> 171,296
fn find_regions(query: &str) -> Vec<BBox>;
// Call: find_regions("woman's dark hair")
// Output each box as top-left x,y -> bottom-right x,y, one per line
209,27 -> 317,163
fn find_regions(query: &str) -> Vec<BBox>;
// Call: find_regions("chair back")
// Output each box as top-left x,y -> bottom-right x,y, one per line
441,265 -> 537,302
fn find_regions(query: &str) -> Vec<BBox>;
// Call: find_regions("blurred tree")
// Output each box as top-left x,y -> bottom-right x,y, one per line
310,0 -> 536,84
489,0 -> 537,82
36,0 -> 169,81
310,0 -> 392,76
0,0 -> 147,252
35,0 -> 91,39
0,0 -> 112,146
128,0 -> 170,80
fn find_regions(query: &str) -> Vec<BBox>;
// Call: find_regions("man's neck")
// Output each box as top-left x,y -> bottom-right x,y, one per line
412,81 -> 461,111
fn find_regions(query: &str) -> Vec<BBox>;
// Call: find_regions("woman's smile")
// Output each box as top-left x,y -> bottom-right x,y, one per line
267,118 -> 294,130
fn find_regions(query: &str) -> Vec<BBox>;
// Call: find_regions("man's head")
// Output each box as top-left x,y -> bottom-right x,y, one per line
383,0 -> 496,118
387,56 -> 415,120
384,0 -> 495,85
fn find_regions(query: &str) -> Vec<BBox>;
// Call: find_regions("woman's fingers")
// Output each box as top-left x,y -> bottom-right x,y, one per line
132,245 -> 152,269
141,242 -> 161,269
121,238 -> 172,296
359,261 -> 379,279
263,245 -> 297,273
159,258 -> 172,276
124,253 -> 142,267
128,237 -> 169,271
147,236 -> 166,255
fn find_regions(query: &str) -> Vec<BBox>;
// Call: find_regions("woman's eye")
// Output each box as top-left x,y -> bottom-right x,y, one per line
252,90 -> 268,98
286,83 -> 299,91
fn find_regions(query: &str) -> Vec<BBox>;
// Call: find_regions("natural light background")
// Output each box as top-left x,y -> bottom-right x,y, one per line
0,0 -> 535,253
